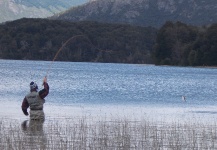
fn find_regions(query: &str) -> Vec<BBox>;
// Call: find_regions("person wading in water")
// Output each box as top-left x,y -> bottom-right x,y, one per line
21,76 -> 49,121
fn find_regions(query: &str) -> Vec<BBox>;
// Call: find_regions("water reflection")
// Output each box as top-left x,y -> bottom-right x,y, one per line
21,119 -> 47,149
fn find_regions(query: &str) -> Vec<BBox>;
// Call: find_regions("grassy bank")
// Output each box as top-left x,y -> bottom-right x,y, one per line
0,117 -> 217,149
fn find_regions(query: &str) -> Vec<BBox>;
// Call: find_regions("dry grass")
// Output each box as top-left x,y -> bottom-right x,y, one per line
0,117 -> 217,150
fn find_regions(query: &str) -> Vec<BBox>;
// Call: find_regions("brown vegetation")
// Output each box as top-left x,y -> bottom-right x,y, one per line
0,117 -> 217,149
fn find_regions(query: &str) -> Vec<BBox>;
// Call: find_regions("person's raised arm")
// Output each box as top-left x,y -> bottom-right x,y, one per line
39,76 -> 49,99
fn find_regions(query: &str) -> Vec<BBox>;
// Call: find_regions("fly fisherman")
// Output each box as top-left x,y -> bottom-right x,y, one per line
21,76 -> 49,121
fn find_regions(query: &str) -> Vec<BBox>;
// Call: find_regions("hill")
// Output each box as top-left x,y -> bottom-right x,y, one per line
0,0 -> 89,23
1,18 -> 217,66
0,18 -> 157,64
52,0 -> 217,28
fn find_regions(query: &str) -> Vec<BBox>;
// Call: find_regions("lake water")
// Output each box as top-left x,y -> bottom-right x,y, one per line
1,59 -> 217,123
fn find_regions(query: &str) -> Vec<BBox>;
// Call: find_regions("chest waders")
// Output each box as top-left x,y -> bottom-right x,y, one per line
26,91 -> 45,120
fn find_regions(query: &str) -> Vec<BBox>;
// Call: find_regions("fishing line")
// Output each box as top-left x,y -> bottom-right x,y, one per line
45,34 -> 114,77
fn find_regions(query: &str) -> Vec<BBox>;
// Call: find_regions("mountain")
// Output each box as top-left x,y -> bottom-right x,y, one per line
0,0 -> 89,23
52,0 -> 217,28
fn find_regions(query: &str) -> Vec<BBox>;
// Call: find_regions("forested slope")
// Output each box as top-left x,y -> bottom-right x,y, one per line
0,18 -> 157,64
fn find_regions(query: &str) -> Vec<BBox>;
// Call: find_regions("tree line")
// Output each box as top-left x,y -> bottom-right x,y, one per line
153,21 -> 217,66
1,18 -> 217,66
0,18 -> 156,64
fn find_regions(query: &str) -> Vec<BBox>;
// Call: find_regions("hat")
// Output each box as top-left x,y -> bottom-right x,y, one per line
30,82 -> 38,90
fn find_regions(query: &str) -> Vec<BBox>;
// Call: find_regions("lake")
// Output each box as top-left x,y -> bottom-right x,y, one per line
1,59 -> 217,123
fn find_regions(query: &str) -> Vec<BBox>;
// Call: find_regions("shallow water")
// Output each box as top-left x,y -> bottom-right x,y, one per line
0,60 -> 217,124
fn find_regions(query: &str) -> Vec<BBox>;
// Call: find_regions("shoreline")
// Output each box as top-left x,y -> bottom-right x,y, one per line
1,59 -> 217,69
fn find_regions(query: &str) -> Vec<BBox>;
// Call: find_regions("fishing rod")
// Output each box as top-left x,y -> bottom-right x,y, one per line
45,34 -> 114,77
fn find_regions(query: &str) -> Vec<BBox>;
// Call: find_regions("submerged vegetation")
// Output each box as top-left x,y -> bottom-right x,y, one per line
0,18 -> 217,66
0,117 -> 217,149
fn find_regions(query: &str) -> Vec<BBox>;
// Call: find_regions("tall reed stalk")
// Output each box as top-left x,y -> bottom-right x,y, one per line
0,117 -> 216,149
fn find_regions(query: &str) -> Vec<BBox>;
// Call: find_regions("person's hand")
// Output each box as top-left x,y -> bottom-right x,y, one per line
24,112 -> 29,116
43,76 -> 47,83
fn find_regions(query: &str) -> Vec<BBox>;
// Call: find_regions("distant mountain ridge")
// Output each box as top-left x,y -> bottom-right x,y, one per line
0,0 -> 89,23
52,0 -> 217,27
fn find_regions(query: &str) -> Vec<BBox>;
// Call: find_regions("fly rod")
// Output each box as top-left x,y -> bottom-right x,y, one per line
45,34 -> 114,77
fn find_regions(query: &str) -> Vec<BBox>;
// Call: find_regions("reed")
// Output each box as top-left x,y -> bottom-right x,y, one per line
0,117 -> 217,150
